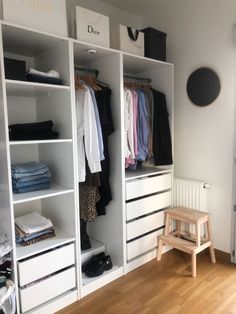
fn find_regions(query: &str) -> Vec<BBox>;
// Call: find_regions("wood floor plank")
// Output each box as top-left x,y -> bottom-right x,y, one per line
57,250 -> 236,314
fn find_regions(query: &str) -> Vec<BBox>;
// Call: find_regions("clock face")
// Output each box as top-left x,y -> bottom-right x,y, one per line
187,67 -> 220,106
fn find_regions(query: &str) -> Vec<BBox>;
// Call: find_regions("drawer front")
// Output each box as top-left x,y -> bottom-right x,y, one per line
126,191 -> 171,221
18,243 -> 75,287
19,267 -> 76,313
127,229 -> 163,260
127,210 -> 164,240
126,173 -> 171,200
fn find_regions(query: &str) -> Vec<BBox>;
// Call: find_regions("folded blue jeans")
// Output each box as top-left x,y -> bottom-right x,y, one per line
11,162 -> 49,179
13,172 -> 51,183
13,182 -> 50,194
13,177 -> 50,188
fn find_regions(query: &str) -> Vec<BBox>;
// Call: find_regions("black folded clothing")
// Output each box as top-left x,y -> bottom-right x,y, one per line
9,120 -> 53,132
9,120 -> 59,141
10,131 -> 59,141
27,73 -> 63,85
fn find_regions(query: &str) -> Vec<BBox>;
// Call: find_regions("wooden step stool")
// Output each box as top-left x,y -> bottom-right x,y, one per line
157,207 -> 216,277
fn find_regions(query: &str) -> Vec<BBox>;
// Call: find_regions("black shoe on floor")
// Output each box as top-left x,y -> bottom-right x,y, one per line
82,252 -> 106,273
85,255 -> 113,277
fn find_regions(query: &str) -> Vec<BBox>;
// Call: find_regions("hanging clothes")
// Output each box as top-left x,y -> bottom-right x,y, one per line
123,83 -> 172,169
75,86 -> 102,182
75,69 -> 114,218
94,87 -> 114,215
152,89 -> 173,165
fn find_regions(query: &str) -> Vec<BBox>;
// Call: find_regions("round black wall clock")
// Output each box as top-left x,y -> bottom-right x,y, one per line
187,67 -> 220,106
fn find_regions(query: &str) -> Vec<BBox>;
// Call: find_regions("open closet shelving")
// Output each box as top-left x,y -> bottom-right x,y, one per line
0,20 -> 174,314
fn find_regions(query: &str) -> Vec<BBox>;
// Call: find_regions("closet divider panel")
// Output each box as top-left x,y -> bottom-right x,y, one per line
0,24 -> 14,239
36,91 -> 73,139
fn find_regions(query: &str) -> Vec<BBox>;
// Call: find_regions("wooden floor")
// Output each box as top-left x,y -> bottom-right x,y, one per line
58,250 -> 236,314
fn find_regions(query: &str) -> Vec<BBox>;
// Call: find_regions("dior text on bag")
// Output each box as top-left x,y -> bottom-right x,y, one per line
111,25 -> 144,57
76,6 -> 110,48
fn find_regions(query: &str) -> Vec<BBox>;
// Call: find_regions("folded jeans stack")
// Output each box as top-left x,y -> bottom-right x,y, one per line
11,162 -> 51,193
9,120 -> 59,141
26,68 -> 63,85
15,212 -> 55,246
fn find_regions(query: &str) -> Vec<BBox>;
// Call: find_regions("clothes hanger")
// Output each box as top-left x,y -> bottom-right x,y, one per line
75,74 -> 85,91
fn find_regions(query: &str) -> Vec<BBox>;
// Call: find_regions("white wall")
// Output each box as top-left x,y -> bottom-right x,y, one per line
141,0 -> 236,252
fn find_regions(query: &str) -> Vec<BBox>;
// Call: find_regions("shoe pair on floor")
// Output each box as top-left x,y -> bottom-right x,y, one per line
82,252 -> 112,277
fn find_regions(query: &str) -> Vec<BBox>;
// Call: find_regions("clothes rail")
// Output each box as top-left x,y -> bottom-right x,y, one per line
123,74 -> 152,84
74,65 -> 99,78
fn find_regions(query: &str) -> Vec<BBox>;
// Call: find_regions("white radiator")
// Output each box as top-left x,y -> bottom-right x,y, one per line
173,177 -> 210,235
173,177 -> 209,212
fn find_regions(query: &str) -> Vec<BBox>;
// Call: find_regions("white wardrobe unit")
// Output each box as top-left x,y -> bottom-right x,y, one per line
73,40 -> 124,297
0,22 -> 78,313
121,53 -> 174,272
0,20 -> 174,314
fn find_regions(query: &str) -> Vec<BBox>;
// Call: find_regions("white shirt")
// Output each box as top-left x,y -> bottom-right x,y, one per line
76,87 -> 101,182
124,88 -> 135,159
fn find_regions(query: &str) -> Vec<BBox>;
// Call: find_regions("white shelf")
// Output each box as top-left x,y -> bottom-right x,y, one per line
73,40 -> 119,64
81,239 -> 105,264
13,185 -> 74,205
1,21 -> 68,56
123,51 -> 173,74
82,265 -> 119,286
125,167 -> 173,181
5,80 -> 70,97
10,139 -> 72,146
16,227 -> 75,260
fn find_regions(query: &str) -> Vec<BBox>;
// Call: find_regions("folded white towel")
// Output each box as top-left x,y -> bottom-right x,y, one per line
28,68 -> 60,79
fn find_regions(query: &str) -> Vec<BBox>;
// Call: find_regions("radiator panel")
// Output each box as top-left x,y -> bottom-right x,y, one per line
173,177 -> 209,235
174,178 -> 208,211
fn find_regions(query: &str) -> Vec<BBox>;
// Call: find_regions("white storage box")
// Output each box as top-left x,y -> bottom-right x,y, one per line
76,6 -> 110,48
2,0 -> 68,37
111,25 -> 144,56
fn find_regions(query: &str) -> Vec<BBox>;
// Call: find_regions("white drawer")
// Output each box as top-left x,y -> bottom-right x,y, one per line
18,243 -> 75,287
126,191 -> 171,220
19,267 -> 76,313
126,173 -> 171,200
127,229 -> 163,260
127,210 -> 165,240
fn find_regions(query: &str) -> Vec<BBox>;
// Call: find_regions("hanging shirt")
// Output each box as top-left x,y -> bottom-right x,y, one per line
75,87 -> 101,182
87,86 -> 105,161
124,88 -> 133,159
125,89 -> 138,168
136,90 -> 149,161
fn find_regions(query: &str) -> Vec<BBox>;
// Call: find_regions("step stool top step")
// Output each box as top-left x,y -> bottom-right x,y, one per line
166,207 -> 209,223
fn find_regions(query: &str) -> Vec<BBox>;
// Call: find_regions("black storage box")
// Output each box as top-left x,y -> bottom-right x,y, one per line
141,27 -> 167,62
4,58 -> 26,81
